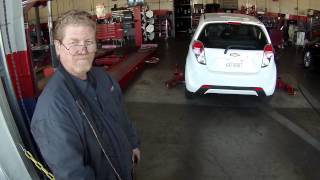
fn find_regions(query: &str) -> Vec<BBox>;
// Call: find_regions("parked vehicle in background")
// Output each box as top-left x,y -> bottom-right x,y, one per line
185,13 -> 277,98
303,37 -> 320,69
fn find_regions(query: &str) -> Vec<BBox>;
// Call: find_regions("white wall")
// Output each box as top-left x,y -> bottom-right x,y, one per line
28,0 -> 129,23
145,0 -> 173,11
238,0 -> 317,15
27,0 -> 320,23
309,0 -> 320,11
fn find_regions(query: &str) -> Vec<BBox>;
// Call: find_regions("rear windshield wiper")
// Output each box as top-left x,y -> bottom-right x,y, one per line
224,45 -> 256,54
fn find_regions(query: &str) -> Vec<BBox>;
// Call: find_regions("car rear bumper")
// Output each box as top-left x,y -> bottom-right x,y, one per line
185,58 -> 277,96
195,85 -> 267,96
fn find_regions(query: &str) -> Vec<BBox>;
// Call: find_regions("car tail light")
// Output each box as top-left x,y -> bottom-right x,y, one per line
201,85 -> 211,89
192,41 -> 206,65
255,87 -> 263,91
262,44 -> 274,67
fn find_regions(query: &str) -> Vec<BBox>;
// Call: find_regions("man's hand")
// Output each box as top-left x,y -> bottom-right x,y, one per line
132,148 -> 141,164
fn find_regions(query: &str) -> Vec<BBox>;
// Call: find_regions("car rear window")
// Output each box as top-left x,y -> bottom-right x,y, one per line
197,23 -> 268,50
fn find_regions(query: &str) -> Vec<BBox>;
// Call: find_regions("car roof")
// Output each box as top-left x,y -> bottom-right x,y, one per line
202,13 -> 263,25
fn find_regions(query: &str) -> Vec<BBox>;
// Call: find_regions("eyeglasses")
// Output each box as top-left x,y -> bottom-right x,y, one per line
60,41 -> 97,55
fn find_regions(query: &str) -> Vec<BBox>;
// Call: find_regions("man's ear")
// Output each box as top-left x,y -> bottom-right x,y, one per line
54,40 -> 61,56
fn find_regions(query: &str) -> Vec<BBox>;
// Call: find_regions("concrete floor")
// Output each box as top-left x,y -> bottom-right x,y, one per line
124,35 -> 320,180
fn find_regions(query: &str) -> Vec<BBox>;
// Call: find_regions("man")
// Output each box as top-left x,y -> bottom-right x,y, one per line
31,10 -> 140,180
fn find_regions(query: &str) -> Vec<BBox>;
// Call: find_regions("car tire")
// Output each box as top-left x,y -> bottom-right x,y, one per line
303,51 -> 313,69
185,88 -> 195,99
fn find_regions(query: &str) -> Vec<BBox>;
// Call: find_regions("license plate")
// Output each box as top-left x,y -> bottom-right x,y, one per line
226,62 -> 242,68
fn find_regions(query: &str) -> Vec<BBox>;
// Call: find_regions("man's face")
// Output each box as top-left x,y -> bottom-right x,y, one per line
55,25 -> 96,79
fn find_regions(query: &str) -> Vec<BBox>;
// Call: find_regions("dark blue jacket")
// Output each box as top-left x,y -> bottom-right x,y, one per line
31,67 -> 140,180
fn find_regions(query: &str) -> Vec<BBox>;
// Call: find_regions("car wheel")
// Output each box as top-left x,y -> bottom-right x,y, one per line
303,51 -> 313,69
185,88 -> 195,99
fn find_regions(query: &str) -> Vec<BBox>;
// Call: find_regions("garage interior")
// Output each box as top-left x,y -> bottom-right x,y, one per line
1,0 -> 320,179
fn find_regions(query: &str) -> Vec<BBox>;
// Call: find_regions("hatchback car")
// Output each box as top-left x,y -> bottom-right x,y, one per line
303,37 -> 320,69
185,13 -> 277,98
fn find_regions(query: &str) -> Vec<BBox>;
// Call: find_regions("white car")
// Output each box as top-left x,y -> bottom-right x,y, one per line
185,13 -> 277,98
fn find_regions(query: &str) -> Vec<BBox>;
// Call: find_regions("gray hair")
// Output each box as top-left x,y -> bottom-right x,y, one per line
53,10 -> 96,41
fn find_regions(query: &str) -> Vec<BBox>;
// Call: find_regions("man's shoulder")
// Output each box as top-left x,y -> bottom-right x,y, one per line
35,71 -> 71,114
41,71 -> 69,98
32,80 -> 75,132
